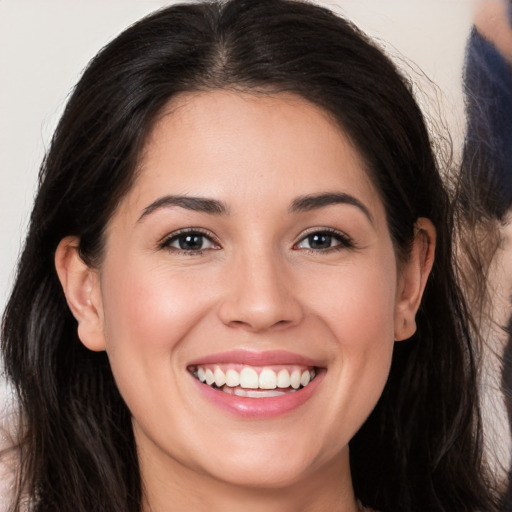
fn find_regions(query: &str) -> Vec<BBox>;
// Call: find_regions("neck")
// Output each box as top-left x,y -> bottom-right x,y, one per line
139,443 -> 360,512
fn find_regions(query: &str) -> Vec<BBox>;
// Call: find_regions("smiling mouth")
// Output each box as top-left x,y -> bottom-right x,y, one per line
189,365 -> 318,398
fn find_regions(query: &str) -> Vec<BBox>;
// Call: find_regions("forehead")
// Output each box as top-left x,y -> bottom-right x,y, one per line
120,90 -> 385,223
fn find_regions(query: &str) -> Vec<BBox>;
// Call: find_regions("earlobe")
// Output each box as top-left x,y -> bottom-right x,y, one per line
55,236 -> 106,351
394,218 -> 436,341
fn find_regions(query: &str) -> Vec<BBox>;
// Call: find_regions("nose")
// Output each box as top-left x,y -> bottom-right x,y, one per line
218,249 -> 304,332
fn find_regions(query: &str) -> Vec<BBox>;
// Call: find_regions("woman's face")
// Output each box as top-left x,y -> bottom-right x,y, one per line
74,91 -> 422,494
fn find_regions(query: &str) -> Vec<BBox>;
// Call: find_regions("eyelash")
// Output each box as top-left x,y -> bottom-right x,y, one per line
158,227 -> 354,256
294,228 -> 355,254
158,228 -> 221,255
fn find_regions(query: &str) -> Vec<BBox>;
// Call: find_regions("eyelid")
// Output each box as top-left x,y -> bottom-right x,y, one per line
293,227 -> 355,251
157,227 -> 221,252
156,226 -> 354,254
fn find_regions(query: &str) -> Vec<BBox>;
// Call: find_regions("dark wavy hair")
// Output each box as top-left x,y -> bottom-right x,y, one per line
1,1 -> 501,510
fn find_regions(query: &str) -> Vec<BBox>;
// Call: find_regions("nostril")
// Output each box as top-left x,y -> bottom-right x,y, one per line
225,318 -> 295,332
217,281 -> 304,331
227,320 -> 250,327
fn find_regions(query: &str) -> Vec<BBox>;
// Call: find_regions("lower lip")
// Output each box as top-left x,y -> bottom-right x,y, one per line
191,371 -> 324,418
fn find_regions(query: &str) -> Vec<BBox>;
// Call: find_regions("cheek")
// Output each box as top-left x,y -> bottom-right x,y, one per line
303,256 -> 397,433
101,261 -> 214,353
335,260 -> 397,377
97,260 -> 224,438
308,257 -> 398,348
98,260 -> 220,410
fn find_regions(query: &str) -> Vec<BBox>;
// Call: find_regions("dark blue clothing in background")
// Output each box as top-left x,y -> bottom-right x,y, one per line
464,28 -> 512,219
463,11 -> 512,510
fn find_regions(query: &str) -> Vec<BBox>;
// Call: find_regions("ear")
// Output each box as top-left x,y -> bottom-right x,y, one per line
394,218 -> 436,341
55,236 -> 106,351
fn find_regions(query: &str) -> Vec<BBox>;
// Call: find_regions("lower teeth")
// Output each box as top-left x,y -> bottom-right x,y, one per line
221,386 -> 297,398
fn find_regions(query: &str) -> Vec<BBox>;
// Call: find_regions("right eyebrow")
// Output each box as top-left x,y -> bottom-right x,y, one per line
137,195 -> 229,222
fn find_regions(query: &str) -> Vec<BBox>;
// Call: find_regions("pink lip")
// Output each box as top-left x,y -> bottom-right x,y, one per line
187,349 -> 320,367
190,370 -> 324,418
192,370 -> 325,419
187,350 -> 325,419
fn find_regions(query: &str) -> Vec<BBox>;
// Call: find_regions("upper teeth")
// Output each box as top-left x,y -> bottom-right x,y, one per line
194,366 -> 316,390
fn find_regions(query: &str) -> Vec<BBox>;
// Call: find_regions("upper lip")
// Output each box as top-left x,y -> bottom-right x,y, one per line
187,349 -> 321,368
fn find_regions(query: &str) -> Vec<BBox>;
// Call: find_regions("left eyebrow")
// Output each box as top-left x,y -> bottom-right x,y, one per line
289,192 -> 373,224
138,195 -> 229,222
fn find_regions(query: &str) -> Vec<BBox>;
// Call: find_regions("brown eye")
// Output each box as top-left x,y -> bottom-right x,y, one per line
175,234 -> 207,251
295,230 -> 352,251
305,233 -> 335,250
162,230 -> 219,252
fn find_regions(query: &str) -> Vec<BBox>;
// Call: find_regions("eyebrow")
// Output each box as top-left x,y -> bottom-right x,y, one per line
289,192 -> 373,223
138,195 -> 229,221
138,191 -> 372,223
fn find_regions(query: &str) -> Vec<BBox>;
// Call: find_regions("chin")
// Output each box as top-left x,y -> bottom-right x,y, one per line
210,461 -> 314,490
196,435 -> 341,491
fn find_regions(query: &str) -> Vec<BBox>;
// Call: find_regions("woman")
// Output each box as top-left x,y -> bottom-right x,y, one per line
0,0 -> 501,510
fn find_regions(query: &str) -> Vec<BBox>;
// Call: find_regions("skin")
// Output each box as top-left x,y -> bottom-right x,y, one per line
475,0 -> 512,63
56,90 -> 435,512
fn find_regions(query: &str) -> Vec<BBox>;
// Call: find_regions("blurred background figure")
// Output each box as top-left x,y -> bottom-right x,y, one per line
462,0 -> 512,509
